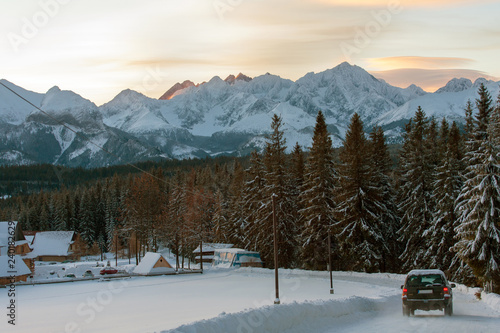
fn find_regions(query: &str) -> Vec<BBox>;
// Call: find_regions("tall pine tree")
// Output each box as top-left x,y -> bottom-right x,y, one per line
299,111 -> 337,270
333,113 -> 387,272
397,107 -> 434,271
455,85 -> 500,292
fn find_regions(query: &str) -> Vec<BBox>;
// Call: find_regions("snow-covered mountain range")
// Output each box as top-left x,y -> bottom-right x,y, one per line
1,62 -> 499,168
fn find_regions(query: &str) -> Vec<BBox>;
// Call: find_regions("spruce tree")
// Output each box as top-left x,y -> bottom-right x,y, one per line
79,189 -> 96,249
242,151 -> 266,252
455,86 -> 500,292
224,161 -> 246,246
397,107 -> 434,271
369,125 -> 400,271
246,114 -> 297,268
426,120 -> 462,271
333,113 -> 387,272
299,111 -> 337,270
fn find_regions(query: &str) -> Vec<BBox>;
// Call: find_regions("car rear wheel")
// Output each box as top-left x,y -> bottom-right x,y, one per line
445,303 -> 453,316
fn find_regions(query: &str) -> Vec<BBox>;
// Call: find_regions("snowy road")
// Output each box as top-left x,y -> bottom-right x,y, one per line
1,267 -> 499,333
320,292 -> 500,333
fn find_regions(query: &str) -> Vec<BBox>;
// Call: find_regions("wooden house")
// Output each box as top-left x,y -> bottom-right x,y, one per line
28,231 -> 80,262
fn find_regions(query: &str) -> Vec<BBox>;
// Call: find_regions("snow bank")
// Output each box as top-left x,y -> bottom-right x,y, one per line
163,295 -> 393,333
482,292 -> 500,312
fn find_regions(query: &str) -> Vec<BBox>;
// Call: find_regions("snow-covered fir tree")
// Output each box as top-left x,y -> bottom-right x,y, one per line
79,189 -> 96,248
222,161 -> 246,246
455,85 -> 500,292
397,107 -> 434,271
241,151 -> 266,252
425,120 -> 463,271
332,113 -> 387,272
369,125 -> 400,271
245,114 -> 297,268
299,111 -> 337,270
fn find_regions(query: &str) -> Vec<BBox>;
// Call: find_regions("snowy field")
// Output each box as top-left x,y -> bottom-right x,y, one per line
1,261 -> 500,333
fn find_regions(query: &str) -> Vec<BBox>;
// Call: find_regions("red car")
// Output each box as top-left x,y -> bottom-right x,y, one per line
100,267 -> 118,275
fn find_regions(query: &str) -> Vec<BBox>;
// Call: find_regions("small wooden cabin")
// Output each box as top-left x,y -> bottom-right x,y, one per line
133,252 -> 175,276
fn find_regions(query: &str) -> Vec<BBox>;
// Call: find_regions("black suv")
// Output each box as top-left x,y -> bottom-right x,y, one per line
401,269 -> 456,316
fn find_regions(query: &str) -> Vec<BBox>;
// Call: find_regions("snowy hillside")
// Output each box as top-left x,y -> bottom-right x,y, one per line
1,62 -> 499,167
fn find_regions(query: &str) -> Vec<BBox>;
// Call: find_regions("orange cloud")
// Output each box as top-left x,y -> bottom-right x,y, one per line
367,56 -> 475,70
370,68 -> 499,92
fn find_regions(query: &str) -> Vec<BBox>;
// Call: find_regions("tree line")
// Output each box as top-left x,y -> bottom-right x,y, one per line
1,84 -> 498,292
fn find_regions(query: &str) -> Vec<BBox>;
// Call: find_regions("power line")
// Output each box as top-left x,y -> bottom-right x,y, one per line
0,81 -> 168,185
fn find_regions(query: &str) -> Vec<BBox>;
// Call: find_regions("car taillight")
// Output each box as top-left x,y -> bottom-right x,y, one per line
402,288 -> 408,299
443,287 -> 450,297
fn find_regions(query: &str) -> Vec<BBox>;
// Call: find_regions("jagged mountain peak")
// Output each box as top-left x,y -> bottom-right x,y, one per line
107,89 -> 150,105
0,79 -> 44,125
404,84 -> 427,97
236,73 -> 252,82
32,85 -> 102,129
41,86 -> 96,112
224,73 -> 252,85
473,77 -> 495,88
159,80 -> 195,100
436,78 -> 472,93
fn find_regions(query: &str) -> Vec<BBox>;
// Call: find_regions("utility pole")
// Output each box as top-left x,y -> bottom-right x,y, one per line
328,232 -> 334,294
115,230 -> 118,267
200,239 -> 203,272
272,194 -> 280,304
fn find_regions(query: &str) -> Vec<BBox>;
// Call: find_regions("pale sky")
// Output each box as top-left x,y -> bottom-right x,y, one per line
1,0 -> 499,105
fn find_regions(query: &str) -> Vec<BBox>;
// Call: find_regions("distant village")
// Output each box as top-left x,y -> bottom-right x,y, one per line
0,221 -> 262,285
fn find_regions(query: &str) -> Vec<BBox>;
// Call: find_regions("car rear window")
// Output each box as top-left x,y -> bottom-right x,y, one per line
406,274 -> 444,287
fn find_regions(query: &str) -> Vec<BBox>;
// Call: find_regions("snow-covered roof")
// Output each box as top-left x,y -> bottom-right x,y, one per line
133,252 -> 174,275
0,255 -> 31,277
407,269 -> 445,276
24,235 -> 35,245
193,243 -> 233,253
213,248 -> 259,255
28,231 -> 74,257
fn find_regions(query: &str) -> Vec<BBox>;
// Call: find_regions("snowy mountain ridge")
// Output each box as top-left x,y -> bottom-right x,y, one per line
1,62 -> 499,167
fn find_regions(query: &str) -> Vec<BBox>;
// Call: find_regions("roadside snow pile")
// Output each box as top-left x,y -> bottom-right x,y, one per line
453,283 -> 500,312
482,292 -> 500,312
164,295 -> 394,333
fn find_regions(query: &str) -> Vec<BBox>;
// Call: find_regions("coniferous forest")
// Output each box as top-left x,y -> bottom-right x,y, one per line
0,84 -> 499,292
